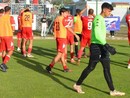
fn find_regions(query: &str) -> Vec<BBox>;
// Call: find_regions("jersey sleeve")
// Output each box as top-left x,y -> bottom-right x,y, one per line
74,16 -> 77,23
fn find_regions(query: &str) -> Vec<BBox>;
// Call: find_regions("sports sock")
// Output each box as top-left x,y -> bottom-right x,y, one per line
49,63 -> 54,68
17,39 -> 21,48
75,45 -> 78,57
70,52 -> 74,59
63,65 -> 68,70
78,50 -> 83,59
3,55 -> 10,64
28,48 -> 32,54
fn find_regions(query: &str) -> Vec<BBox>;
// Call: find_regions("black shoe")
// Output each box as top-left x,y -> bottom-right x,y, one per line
0,64 -> 6,72
46,66 -> 52,74
3,64 -> 8,69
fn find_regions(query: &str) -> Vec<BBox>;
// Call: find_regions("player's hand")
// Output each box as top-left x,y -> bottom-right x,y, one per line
85,4 -> 90,9
75,34 -> 79,41
104,43 -> 116,55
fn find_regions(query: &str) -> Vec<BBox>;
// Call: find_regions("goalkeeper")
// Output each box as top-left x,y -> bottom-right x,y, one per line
73,2 -> 125,96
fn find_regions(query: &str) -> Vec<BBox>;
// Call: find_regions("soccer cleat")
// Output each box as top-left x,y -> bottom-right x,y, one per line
2,63 -> 8,69
76,59 -> 81,65
17,47 -> 21,52
64,68 -> 72,72
0,64 -> 6,72
46,66 -> 52,74
27,54 -> 34,58
73,84 -> 85,94
110,90 -> 125,96
128,64 -> 130,69
70,58 -> 76,63
23,54 -> 27,57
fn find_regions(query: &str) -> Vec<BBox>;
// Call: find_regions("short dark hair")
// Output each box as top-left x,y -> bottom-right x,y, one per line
0,9 -> 4,13
59,8 -> 67,15
4,6 -> 11,12
101,2 -> 113,11
76,9 -> 81,15
24,8 -> 30,12
88,9 -> 94,15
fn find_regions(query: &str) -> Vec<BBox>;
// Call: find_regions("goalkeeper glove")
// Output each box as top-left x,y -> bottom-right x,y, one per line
104,43 -> 116,55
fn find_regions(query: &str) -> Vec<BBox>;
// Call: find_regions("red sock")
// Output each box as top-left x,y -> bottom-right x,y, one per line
2,56 -> 5,62
22,50 -> 26,55
63,65 -> 68,70
128,59 -> 130,64
17,39 -> 21,48
49,63 -> 54,68
70,52 -> 74,59
28,48 -> 32,54
78,50 -> 83,59
3,55 -> 10,64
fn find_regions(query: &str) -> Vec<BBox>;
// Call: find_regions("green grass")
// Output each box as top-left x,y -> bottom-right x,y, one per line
0,39 -> 130,98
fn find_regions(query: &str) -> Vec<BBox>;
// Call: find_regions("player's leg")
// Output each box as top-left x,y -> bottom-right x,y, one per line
69,35 -> 75,63
46,52 -> 63,73
100,47 -> 125,96
61,53 -> 72,72
0,37 -> 14,71
46,38 -> 66,73
17,32 -> 21,51
41,23 -> 44,37
73,44 -> 100,93
27,39 -> 34,57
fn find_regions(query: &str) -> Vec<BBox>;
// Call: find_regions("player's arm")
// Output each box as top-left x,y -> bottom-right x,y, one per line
66,27 -> 79,41
80,5 -> 89,15
10,16 -> 15,32
32,13 -> 34,23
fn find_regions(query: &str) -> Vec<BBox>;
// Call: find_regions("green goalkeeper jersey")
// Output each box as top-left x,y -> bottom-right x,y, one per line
91,15 -> 107,45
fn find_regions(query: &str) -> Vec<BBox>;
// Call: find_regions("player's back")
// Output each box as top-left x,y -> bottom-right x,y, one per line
0,14 -> 13,37
54,16 -> 67,38
81,16 -> 93,36
21,11 -> 33,27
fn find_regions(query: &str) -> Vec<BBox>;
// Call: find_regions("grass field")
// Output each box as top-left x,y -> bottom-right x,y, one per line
0,39 -> 130,98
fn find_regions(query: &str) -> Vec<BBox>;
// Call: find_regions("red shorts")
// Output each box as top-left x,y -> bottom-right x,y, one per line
1,37 -> 14,51
22,27 -> 33,40
56,38 -> 67,53
67,34 -> 74,45
80,35 -> 91,47
17,31 -> 22,39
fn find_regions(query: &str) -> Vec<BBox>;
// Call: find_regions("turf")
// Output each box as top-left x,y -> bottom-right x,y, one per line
0,39 -> 130,98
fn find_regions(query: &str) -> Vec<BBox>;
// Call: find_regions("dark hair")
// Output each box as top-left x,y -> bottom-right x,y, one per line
0,9 -> 4,13
76,9 -> 81,15
59,8 -> 67,15
24,8 -> 30,12
88,9 -> 94,15
4,6 -> 11,12
101,2 -> 113,11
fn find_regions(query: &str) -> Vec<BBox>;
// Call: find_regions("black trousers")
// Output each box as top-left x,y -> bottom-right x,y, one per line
76,43 -> 115,91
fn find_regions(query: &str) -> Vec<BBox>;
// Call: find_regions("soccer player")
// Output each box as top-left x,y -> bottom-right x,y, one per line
21,8 -> 34,57
64,10 -> 75,63
17,9 -> 25,52
125,7 -> 130,68
41,14 -> 47,37
74,5 -> 88,58
46,8 -> 79,73
73,2 -> 125,96
0,9 -> 4,57
77,9 -> 94,64
0,6 -> 15,72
